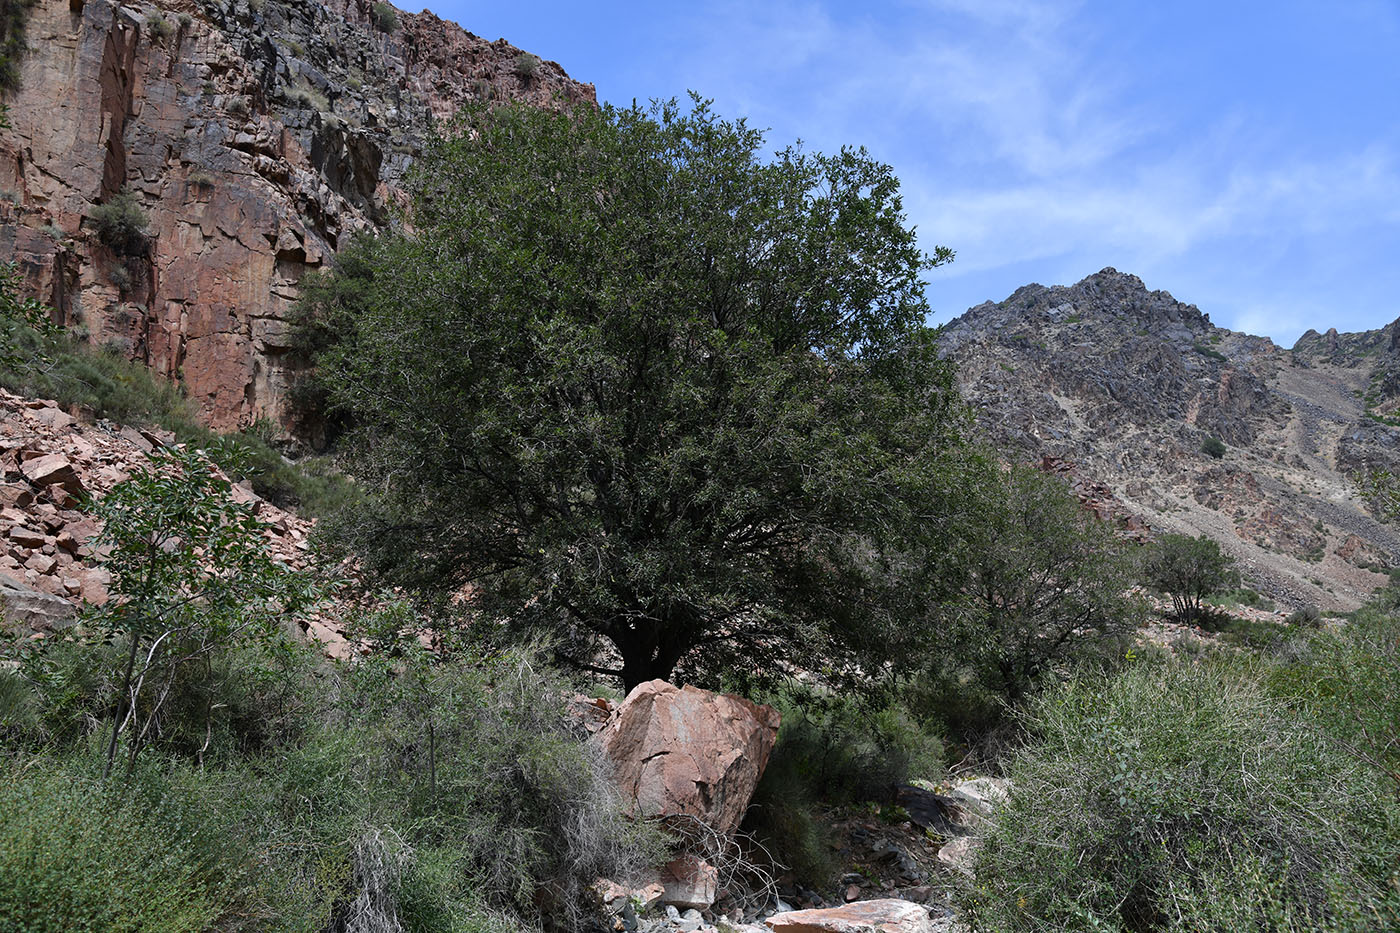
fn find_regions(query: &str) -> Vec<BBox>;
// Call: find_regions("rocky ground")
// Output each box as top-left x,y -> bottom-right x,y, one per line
942,268 -> 1400,611
0,387 -> 368,653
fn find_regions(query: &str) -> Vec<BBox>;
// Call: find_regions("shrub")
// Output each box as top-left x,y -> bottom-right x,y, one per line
1201,434 -> 1226,458
514,53 -> 540,78
107,262 -> 132,292
961,656 -> 1398,931
0,759 -> 256,933
1193,342 -> 1227,362
1285,603 -> 1322,627
145,10 -> 175,42
932,460 -> 1143,703
372,1 -> 397,32
741,680 -> 943,886
287,84 -> 329,112
1142,532 -> 1238,624
88,189 -> 148,255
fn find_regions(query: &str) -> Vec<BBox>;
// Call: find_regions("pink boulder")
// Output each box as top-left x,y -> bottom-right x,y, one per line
765,899 -> 934,933
596,679 -> 780,835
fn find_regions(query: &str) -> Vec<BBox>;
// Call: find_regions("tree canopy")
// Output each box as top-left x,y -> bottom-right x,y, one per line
302,97 -> 964,691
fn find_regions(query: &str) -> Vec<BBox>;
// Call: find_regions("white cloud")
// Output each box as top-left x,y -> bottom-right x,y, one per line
650,0 -> 1400,338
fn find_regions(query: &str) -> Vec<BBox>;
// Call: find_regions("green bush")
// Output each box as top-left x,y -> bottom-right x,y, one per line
1142,533 -> 1238,625
514,53 -> 540,77
0,760 -> 256,933
145,10 -> 175,42
1,625 -> 661,931
88,189 -> 148,255
372,1 -> 397,32
1201,434 -> 1226,458
741,681 -> 943,886
961,655 -> 1399,931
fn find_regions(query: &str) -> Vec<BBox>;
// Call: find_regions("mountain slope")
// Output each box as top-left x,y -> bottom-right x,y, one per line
942,268 -> 1400,610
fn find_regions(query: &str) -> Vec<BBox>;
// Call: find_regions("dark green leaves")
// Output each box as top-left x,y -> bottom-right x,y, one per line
305,96 -> 963,690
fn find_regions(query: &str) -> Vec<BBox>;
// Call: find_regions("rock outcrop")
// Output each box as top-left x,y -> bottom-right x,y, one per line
596,679 -> 781,835
942,268 -> 1400,610
1,0 -> 593,432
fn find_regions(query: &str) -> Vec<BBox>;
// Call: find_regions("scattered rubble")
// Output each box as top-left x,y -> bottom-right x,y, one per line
0,390 -> 354,650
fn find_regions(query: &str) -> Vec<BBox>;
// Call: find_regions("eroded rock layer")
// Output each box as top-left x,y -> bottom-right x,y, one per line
942,268 -> 1400,610
1,0 -> 593,430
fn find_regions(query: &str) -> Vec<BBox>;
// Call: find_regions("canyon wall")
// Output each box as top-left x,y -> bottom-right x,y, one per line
0,0 -> 593,430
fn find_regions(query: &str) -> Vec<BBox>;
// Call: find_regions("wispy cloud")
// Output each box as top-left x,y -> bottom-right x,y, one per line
617,0 -> 1400,338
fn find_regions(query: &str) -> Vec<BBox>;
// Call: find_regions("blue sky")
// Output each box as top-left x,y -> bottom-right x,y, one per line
422,1 -> 1400,346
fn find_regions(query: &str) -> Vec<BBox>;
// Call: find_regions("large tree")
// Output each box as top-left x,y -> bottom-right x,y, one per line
304,97 -> 964,691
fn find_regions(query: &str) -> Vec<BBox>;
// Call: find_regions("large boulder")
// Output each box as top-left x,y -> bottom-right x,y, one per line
765,899 -> 935,933
596,679 -> 780,835
0,573 -> 76,632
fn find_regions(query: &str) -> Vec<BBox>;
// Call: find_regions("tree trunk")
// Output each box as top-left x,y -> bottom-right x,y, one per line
102,631 -> 140,781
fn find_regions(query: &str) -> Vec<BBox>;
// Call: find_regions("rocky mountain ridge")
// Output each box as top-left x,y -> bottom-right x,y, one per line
1,0 -> 592,431
943,268 -> 1400,610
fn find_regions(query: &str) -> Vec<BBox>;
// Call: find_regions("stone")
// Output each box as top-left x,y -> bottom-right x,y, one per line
945,778 -> 1010,822
764,899 -> 934,933
0,572 -> 76,632
660,855 -> 718,911
596,679 -> 780,835
24,553 -> 57,575
844,885 -> 861,903
20,454 -> 84,497
935,836 -> 979,875
8,526 -> 45,548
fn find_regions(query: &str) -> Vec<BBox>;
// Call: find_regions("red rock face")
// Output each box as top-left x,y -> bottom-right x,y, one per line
1,0 -> 594,432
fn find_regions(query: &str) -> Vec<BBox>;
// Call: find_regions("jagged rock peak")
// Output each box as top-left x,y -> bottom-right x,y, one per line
952,268 -> 1212,339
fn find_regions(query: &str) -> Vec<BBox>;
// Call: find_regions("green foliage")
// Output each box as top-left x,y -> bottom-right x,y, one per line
742,681 -> 943,886
0,0 -> 35,94
0,759 -> 257,933
1142,532 -> 1238,625
372,0 -> 397,32
301,97 -> 962,692
962,651 -> 1400,932
933,461 -> 1143,702
1357,467 -> 1400,523
0,260 -> 56,373
286,83 -> 329,112
2,611 -> 658,931
1193,342 -> 1227,362
145,10 -> 175,42
87,443 -> 315,777
88,188 -> 149,255
1200,434 -> 1226,458
514,52 -> 540,77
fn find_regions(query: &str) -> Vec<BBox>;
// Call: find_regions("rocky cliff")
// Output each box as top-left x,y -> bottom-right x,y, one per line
0,0 -> 593,430
943,268 -> 1400,610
